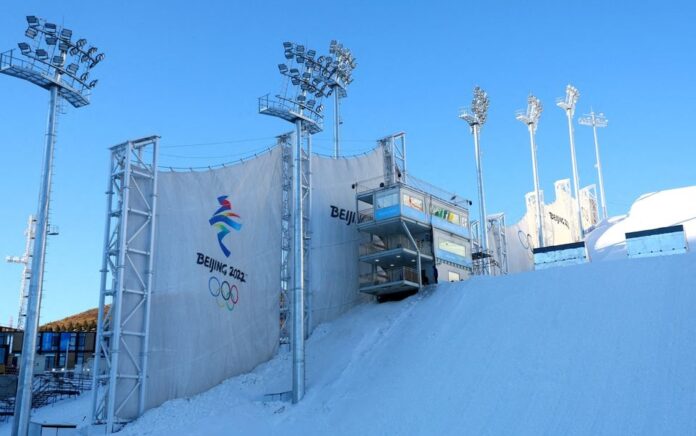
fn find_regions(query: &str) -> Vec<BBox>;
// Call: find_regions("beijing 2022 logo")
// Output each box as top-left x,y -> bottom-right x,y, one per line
209,195 -> 241,257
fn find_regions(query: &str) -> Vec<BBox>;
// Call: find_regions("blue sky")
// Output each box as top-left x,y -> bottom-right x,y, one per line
1,0 -> 694,324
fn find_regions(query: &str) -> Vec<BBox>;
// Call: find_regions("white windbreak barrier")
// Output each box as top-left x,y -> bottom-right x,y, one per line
138,143 -> 386,411
308,148 -> 384,330
145,147 -> 282,410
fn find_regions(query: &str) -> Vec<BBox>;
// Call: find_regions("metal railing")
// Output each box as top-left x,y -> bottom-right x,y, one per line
359,266 -> 419,286
258,94 -> 324,133
360,234 -> 432,256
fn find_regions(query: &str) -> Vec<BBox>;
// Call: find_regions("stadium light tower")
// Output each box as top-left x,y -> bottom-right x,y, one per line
579,111 -> 609,220
327,40 -> 357,158
259,41 -> 331,403
556,84 -> 584,241
0,16 -> 104,436
459,86 -> 491,274
516,95 -> 545,248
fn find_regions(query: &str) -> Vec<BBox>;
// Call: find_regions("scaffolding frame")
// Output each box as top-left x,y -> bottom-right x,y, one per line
91,136 -> 159,433
278,133 -> 293,347
380,132 -> 407,186
5,215 -> 35,330
301,130 -> 312,338
488,213 -> 509,275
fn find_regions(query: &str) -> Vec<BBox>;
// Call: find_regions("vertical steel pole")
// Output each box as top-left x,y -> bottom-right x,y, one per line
528,125 -> 544,248
566,112 -> 584,240
591,114 -> 608,220
472,124 -> 489,274
292,119 -> 305,403
13,84 -> 60,436
333,90 -> 340,158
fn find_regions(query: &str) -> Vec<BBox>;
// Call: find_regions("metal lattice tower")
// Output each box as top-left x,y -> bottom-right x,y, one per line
380,132 -> 407,186
5,215 -> 36,330
91,136 -> 159,433
488,213 -> 508,275
302,132 -> 312,338
278,133 -> 293,347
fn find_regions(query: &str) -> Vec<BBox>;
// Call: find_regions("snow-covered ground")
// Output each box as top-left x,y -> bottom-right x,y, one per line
2,186 -> 695,435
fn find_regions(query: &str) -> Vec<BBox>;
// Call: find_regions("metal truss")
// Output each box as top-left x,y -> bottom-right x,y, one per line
580,184 -> 599,228
380,132 -> 407,186
92,136 -> 159,433
278,133 -> 293,347
488,213 -> 509,275
301,129 -> 312,338
5,215 -> 35,330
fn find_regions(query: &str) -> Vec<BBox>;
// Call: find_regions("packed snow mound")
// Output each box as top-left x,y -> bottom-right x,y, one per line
8,252 -> 694,435
125,253 -> 696,435
588,185 -> 696,261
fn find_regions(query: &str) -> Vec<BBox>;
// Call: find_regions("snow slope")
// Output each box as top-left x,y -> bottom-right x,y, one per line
5,251 -> 695,435
3,186 -> 695,435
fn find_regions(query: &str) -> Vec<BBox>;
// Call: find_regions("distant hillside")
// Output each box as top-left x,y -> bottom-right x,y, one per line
39,306 -> 109,332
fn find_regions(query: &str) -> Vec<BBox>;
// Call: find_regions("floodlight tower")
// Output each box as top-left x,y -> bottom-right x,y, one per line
579,111 -> 609,220
0,16 -> 104,436
556,84 -> 584,240
327,40 -> 357,158
459,86 -> 491,274
259,41 -> 330,403
516,95 -> 545,248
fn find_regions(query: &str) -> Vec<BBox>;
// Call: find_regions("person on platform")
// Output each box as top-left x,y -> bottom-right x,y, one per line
432,265 -> 439,284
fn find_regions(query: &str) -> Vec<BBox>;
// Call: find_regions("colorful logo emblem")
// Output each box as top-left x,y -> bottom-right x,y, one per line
209,196 -> 241,257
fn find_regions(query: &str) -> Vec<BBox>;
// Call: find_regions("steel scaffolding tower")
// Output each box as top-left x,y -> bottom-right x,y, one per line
380,132 -> 407,186
278,133 -> 293,347
91,136 -> 159,433
302,132 -> 312,338
488,213 -> 509,275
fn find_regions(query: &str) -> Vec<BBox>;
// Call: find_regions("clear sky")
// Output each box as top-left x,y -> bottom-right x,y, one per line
1,0 -> 694,325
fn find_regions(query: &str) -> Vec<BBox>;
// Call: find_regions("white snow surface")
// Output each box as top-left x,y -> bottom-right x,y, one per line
2,186 -> 696,435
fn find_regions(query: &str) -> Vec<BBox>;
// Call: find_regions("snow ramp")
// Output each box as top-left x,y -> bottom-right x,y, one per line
111,251 -> 696,436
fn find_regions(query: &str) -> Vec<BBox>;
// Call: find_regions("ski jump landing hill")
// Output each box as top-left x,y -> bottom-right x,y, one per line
2,185 -> 694,435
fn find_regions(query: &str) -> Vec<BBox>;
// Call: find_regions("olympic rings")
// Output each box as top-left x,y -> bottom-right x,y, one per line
208,276 -> 240,312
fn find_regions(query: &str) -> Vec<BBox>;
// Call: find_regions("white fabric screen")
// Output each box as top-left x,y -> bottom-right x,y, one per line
144,147 -> 282,410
